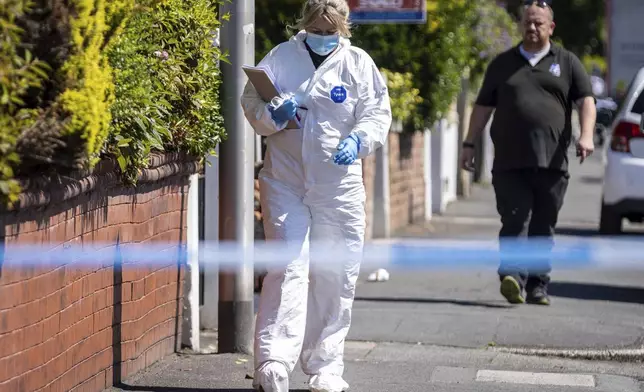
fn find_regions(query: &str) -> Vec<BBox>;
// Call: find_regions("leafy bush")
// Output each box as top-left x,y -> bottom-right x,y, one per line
10,0 -> 132,174
107,0 -> 226,181
0,0 -> 51,204
58,0 -> 133,166
0,0 -> 227,207
380,69 -> 422,125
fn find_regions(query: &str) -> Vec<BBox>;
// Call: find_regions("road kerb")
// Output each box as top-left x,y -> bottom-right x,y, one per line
492,346 -> 644,363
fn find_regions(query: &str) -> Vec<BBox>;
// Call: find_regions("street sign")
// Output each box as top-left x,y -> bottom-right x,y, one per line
348,0 -> 427,24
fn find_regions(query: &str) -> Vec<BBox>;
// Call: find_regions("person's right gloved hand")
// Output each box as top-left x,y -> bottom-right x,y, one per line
269,98 -> 298,125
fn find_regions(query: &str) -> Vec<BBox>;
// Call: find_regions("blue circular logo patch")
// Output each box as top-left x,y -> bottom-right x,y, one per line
330,86 -> 347,103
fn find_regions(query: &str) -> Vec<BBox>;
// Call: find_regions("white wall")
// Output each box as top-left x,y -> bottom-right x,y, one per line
608,0 -> 644,95
430,118 -> 459,214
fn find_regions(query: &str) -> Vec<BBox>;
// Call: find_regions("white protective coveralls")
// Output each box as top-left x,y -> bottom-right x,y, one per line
241,30 -> 392,392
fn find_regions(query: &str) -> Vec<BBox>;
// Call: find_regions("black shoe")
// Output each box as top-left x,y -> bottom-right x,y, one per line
526,286 -> 550,306
500,276 -> 525,304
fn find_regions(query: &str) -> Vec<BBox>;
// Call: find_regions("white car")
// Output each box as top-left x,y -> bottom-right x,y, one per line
600,67 -> 644,234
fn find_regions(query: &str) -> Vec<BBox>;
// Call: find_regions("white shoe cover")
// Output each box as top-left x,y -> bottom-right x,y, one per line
253,361 -> 289,392
309,374 -> 350,392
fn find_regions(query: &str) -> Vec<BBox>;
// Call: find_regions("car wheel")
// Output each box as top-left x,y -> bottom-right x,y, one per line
599,203 -> 622,235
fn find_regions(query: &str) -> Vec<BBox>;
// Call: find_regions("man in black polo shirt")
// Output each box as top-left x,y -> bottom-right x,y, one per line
461,0 -> 596,306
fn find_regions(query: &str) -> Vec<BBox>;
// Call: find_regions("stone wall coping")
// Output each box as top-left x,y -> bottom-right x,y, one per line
4,153 -> 201,212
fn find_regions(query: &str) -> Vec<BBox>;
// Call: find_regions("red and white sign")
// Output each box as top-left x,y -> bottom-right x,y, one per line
348,0 -> 426,24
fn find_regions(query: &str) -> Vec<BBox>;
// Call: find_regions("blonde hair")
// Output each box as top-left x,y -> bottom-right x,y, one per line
292,0 -> 352,38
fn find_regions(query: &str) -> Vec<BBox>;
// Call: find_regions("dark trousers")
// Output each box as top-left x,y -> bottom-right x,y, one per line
492,168 -> 569,291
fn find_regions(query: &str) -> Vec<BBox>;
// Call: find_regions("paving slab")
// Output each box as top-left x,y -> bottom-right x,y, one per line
105,342 -> 644,392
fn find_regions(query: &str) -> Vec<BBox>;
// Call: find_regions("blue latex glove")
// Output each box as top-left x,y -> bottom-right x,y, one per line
333,134 -> 360,165
269,98 -> 298,125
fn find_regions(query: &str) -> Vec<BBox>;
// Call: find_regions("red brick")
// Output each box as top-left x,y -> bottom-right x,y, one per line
92,287 -> 108,313
104,366 -> 113,388
89,270 -> 105,293
23,318 -> 45,349
59,301 -> 80,331
121,301 -> 137,322
93,306 -> 114,333
0,329 -> 21,357
44,353 -> 66,389
80,296 -> 94,320
122,268 -> 140,283
42,337 -> 59,365
0,356 -> 9,382
121,341 -> 136,362
0,296 -> 43,334
45,289 -> 63,318
0,375 -> 26,392
0,166 -> 191,391
60,367 -> 77,392
61,280 -> 83,308
131,280 -> 145,300
0,284 -> 19,309
122,282 -> 132,302
122,319 -> 140,342
101,266 -> 115,289
81,275 -> 93,297
24,365 -> 47,391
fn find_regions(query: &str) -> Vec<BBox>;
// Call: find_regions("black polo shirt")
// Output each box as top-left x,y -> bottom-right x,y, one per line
476,43 -> 593,172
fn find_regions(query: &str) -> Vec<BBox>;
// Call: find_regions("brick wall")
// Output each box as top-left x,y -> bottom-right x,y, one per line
362,153 -> 376,240
388,131 -> 426,232
0,154 -> 195,392
364,131 -> 426,238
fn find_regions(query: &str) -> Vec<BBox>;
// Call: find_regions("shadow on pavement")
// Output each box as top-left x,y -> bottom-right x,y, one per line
549,282 -> 644,305
556,227 -> 644,237
555,227 -> 601,237
355,296 -> 512,309
115,385 -> 309,392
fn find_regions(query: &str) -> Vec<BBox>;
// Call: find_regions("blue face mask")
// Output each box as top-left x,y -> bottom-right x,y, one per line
306,33 -> 340,56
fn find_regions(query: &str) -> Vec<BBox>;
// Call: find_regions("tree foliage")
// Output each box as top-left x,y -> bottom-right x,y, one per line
254,0 -> 519,130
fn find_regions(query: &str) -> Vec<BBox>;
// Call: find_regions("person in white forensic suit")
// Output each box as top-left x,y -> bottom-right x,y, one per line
240,1 -> 392,391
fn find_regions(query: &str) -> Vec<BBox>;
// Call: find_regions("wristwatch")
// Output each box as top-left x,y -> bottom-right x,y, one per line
462,141 -> 475,149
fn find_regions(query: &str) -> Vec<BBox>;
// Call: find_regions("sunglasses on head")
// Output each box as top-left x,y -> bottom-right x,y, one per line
523,0 -> 552,7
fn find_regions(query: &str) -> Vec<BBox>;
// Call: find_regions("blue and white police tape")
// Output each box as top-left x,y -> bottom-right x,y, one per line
0,236 -> 643,270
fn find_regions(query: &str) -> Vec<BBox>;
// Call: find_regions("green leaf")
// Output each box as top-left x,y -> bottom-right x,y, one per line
117,155 -> 128,172
133,116 -> 147,131
0,181 -> 10,195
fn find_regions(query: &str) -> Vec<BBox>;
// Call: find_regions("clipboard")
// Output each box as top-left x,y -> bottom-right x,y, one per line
242,65 -> 301,129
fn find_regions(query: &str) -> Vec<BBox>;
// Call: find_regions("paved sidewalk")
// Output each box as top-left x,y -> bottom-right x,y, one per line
407,153 -> 643,236
351,269 -> 644,351
105,151 -> 644,392
107,342 -> 644,392
365,153 -> 644,353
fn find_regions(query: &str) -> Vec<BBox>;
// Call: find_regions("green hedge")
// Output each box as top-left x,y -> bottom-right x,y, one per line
0,0 -> 227,207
